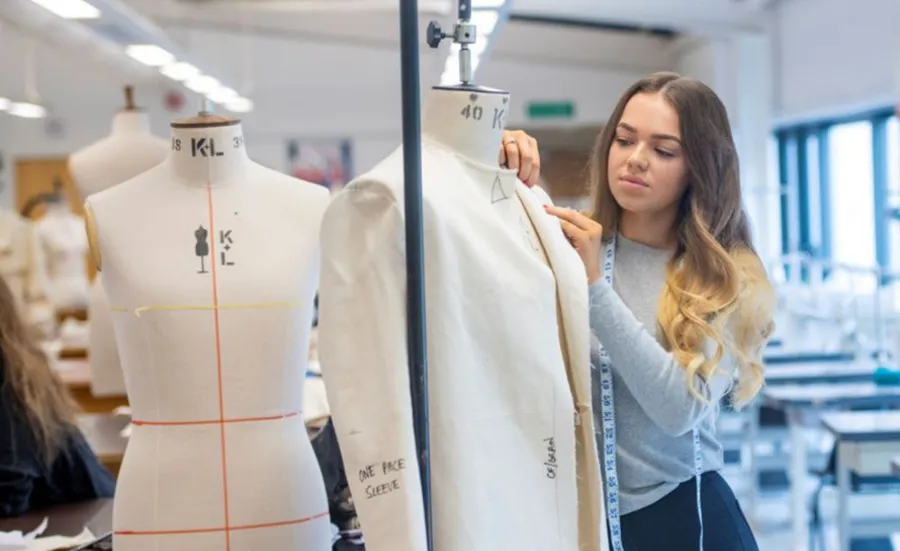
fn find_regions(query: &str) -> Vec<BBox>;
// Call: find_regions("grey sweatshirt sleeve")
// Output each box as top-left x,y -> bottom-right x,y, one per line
589,278 -> 736,436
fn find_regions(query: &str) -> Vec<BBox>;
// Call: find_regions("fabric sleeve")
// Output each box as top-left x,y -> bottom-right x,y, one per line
317,180 -> 427,551
589,279 -> 735,436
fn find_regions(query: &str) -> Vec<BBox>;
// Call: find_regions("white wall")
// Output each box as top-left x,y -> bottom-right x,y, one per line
0,20 -> 663,209
773,0 -> 900,122
674,33 -> 780,263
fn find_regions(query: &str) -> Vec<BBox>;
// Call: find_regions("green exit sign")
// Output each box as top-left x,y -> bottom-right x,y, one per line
527,101 -> 575,120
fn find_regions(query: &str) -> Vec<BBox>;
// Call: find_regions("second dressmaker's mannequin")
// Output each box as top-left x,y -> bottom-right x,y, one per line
319,82 -> 606,550
34,197 -> 89,310
70,86 -> 169,397
85,112 -> 333,551
0,208 -> 53,335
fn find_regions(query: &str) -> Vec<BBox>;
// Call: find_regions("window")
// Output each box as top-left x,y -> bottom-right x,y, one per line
776,108 -> 895,293
827,121 -> 876,276
887,117 -> 900,273
805,135 -> 823,255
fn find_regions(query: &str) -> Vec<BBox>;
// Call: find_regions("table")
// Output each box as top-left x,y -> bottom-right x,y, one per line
761,383 -> 900,551
56,359 -> 128,413
821,411 -> 900,551
764,349 -> 856,365
766,361 -> 875,386
0,498 -> 112,539
742,361 -> 872,512
78,413 -> 130,478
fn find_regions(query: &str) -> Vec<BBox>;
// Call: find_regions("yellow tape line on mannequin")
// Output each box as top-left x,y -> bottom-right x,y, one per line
109,302 -> 303,317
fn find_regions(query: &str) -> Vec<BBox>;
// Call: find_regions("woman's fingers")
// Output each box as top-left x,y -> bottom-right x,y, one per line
525,137 -> 541,188
558,219 -> 587,245
499,130 -> 541,186
543,205 -> 595,231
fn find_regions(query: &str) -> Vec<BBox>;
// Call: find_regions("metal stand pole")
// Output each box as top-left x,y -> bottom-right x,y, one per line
399,1 -> 432,548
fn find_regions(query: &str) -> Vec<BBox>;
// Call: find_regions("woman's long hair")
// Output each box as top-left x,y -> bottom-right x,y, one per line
590,72 -> 775,409
0,277 -> 77,463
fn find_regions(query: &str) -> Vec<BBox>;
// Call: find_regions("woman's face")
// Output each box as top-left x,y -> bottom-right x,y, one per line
607,92 -> 689,216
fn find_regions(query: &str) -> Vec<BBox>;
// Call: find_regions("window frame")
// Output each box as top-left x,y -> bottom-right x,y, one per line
775,107 -> 896,286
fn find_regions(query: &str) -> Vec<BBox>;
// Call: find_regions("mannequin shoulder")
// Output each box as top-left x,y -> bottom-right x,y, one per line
248,164 -> 332,210
85,167 -> 163,222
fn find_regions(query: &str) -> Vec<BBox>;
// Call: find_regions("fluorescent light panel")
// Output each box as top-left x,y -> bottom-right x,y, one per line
126,44 -> 175,67
471,10 -> 499,35
185,75 -> 220,94
27,0 -> 100,19
9,102 -> 47,118
226,98 -> 253,113
161,62 -> 200,81
208,86 -> 238,104
130,44 -> 251,113
0,98 -> 9,111
473,0 -> 505,7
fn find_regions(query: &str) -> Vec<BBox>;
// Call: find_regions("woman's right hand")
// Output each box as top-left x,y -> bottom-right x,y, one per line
499,130 -> 541,188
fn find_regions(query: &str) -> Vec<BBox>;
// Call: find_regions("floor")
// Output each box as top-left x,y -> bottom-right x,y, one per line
723,464 -> 900,551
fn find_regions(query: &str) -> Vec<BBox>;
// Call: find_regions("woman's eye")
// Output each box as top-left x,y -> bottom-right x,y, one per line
615,138 -> 631,147
656,149 -> 675,158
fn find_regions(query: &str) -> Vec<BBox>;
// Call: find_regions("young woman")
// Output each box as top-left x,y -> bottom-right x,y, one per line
500,72 -> 773,550
0,277 -> 114,517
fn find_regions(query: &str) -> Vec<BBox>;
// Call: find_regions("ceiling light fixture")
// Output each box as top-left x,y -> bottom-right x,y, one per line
0,98 -> 10,111
226,97 -> 254,113
126,44 -> 175,67
207,86 -> 239,104
8,102 -> 47,119
27,0 -> 100,19
470,10 -> 499,36
185,75 -> 220,94
160,61 -> 200,81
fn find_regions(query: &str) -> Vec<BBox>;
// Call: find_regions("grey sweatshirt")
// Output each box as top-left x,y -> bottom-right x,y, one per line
588,234 -> 736,515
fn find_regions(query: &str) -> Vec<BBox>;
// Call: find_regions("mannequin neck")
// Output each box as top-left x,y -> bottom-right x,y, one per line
422,87 -> 510,167
111,110 -> 151,135
168,122 -> 248,187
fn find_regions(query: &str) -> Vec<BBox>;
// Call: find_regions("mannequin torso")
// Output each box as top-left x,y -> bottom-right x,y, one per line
70,108 -> 169,397
319,87 -> 605,551
0,209 -> 52,333
85,116 -> 332,551
69,110 -> 169,198
35,202 -> 89,310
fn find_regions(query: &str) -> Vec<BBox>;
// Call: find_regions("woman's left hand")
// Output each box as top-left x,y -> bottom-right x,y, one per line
543,205 -> 604,284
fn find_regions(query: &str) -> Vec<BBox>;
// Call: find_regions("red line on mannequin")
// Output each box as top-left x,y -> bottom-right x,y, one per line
206,182 -> 231,550
132,411 -> 302,427
114,511 -> 331,536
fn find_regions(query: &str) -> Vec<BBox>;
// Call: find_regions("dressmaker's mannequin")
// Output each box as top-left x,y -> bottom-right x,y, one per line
69,86 -> 168,397
0,208 -> 53,334
69,87 -> 169,197
85,111 -> 332,551
318,83 -> 606,551
34,197 -> 89,310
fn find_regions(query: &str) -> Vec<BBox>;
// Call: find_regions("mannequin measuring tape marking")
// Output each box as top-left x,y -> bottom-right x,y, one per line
597,234 -> 705,551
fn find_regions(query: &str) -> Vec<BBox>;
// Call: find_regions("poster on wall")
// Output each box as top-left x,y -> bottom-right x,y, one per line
287,138 -> 353,192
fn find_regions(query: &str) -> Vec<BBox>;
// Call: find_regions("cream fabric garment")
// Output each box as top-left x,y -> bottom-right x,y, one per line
318,139 -> 607,551
34,208 -> 89,310
0,210 -> 53,333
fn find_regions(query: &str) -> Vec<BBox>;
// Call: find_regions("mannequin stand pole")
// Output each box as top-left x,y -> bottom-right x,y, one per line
399,0 -> 433,548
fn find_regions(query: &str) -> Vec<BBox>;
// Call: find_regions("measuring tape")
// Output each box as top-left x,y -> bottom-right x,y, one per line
596,235 -> 704,551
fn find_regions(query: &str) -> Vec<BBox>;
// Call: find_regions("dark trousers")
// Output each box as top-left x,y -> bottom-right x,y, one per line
615,471 -> 758,551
